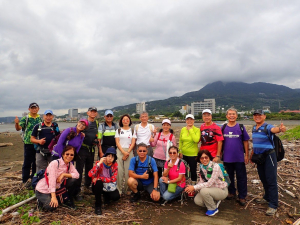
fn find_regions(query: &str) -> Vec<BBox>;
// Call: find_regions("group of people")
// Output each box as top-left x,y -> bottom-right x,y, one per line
14,102 -> 286,217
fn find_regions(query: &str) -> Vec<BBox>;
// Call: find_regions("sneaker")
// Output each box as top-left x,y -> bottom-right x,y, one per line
238,199 -> 246,206
206,208 -> 219,216
266,207 -> 277,216
74,194 -> 83,202
216,200 -> 221,208
95,207 -> 102,215
226,193 -> 236,200
255,198 -> 268,204
130,191 -> 141,203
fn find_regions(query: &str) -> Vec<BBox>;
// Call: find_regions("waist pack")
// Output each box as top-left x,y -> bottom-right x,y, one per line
251,149 -> 275,165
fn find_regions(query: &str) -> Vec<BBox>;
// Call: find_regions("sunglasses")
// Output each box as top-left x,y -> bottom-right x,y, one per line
169,152 -> 177,155
138,150 -> 147,153
65,153 -> 74,157
200,156 -> 209,160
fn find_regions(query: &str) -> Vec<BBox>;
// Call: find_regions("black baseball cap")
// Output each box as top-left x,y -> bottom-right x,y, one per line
253,109 -> 264,115
29,102 -> 39,108
88,107 -> 97,111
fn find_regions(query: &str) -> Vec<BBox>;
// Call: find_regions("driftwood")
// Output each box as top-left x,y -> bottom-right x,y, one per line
278,184 -> 296,198
0,195 -> 36,217
0,143 -> 13,147
294,217 -> 300,225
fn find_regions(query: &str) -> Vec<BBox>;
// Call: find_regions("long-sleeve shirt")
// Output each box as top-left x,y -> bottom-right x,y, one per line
194,161 -> 227,191
179,126 -> 200,156
151,132 -> 177,160
35,158 -> 79,194
53,127 -> 84,157
88,161 -> 118,184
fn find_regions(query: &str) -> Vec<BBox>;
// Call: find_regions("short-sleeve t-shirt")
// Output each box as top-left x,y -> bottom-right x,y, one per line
135,123 -> 154,145
128,156 -> 158,186
19,115 -> 42,144
114,128 -> 137,149
31,122 -> 60,150
164,159 -> 186,188
200,123 -> 224,157
82,121 -> 98,147
222,124 -> 250,163
252,123 -> 275,154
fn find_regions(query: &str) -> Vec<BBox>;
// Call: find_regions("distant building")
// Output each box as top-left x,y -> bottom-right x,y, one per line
68,109 -> 78,118
191,99 -> 216,116
263,106 -> 271,113
179,105 -> 191,115
136,102 -> 146,114
279,110 -> 300,114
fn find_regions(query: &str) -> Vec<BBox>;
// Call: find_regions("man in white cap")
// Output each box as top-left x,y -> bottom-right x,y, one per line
97,109 -> 118,157
200,109 -> 224,162
31,110 -> 60,172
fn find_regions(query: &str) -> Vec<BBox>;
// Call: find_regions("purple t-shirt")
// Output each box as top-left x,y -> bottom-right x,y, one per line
222,124 -> 250,163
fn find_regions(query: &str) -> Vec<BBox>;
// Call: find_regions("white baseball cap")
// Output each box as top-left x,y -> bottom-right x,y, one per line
202,109 -> 212,114
185,114 -> 195,120
162,119 -> 171,125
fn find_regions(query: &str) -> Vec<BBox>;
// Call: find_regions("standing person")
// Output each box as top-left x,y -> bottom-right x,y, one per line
52,119 -> 88,159
35,145 -> 80,211
134,112 -> 156,156
150,119 -> 176,178
179,114 -> 200,193
115,114 -> 137,195
200,109 -> 224,162
185,150 -> 228,217
31,110 -> 60,172
159,146 -> 185,203
14,102 -> 42,186
97,110 -> 118,157
127,143 -> 160,203
88,147 -> 120,215
221,108 -> 250,206
250,109 -> 286,216
74,107 -> 100,201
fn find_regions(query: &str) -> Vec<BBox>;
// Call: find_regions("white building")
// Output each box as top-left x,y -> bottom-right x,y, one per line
68,109 -> 78,118
136,102 -> 146,114
179,105 -> 191,115
191,99 -> 216,116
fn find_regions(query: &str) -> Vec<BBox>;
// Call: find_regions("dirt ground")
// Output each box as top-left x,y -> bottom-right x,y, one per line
0,128 -> 300,225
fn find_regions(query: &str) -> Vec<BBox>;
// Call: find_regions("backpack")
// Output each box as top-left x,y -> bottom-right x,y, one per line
168,158 -> 191,180
134,156 -> 154,178
260,125 -> 285,162
199,162 -> 231,186
34,122 -> 58,149
221,123 -> 245,153
99,122 -> 118,144
31,160 -> 70,189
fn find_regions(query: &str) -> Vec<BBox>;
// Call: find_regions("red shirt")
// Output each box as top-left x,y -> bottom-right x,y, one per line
200,123 -> 224,157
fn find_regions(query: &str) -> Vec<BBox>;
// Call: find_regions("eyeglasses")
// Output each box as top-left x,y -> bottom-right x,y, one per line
106,115 -> 113,117
65,153 -> 74,157
200,156 -> 209,160
79,122 -> 86,126
169,152 -> 177,155
138,150 -> 147,153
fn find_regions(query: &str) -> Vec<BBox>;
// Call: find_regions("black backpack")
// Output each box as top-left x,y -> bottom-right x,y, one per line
262,125 -> 285,162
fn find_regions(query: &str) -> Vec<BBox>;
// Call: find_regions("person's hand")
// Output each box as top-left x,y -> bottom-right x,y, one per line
150,189 -> 160,201
185,185 -> 195,194
14,116 -> 19,124
167,161 -> 174,168
213,157 -> 219,163
123,151 -> 129,157
81,132 -> 85,137
56,173 -> 65,183
280,122 -> 286,133
49,196 -> 59,208
249,151 -> 254,164
186,125 -> 192,131
161,177 -> 169,183
141,170 -> 149,179
99,157 -> 106,165
179,153 -> 183,159
39,137 -> 46,145
153,127 -> 157,136
93,178 -> 98,183
122,154 -> 129,161
244,155 -> 249,165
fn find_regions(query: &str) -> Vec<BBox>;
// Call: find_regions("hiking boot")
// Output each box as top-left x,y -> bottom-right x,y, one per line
226,193 -> 236,200
266,207 -> 277,216
206,208 -> 219,216
95,207 -> 102,215
238,199 -> 246,206
130,191 -> 141,203
255,198 -> 268,204
74,194 -> 83,202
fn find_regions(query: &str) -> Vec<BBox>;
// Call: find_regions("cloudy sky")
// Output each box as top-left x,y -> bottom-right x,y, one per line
1,0 -> 300,117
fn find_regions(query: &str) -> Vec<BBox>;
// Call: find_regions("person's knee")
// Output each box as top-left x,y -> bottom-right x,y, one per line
127,177 -> 136,187
194,194 -> 205,207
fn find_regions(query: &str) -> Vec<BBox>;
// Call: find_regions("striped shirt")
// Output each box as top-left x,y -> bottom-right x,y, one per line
252,123 -> 274,154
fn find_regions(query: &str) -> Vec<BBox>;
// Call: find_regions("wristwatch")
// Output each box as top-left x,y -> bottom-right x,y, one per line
153,187 -> 158,191
168,180 -> 170,184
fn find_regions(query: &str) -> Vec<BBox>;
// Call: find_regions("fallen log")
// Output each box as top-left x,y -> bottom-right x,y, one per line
0,195 -> 36,218
0,143 -> 13,147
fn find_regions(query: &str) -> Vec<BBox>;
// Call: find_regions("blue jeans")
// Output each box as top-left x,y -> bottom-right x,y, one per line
22,144 -> 36,183
257,151 -> 278,209
223,162 -> 247,199
159,177 -> 184,201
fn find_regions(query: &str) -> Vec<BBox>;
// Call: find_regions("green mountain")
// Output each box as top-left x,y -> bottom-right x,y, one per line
108,81 -> 300,116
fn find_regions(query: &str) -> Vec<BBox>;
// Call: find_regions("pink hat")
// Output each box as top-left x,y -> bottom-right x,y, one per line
79,118 -> 89,127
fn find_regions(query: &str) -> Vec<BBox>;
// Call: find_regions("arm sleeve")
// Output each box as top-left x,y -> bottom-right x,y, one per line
128,157 -> 135,171
55,128 -> 70,157
47,161 -> 59,193
69,163 -> 79,179
88,162 -> 101,178
133,130 -> 137,139
164,161 -> 168,170
19,117 -> 26,128
97,124 -> 103,140
151,157 -> 158,172
189,127 -> 200,143
171,135 -> 177,147
75,135 -> 84,153
31,124 -> 38,137
214,126 -> 224,141
150,133 -> 159,147
178,161 -> 186,174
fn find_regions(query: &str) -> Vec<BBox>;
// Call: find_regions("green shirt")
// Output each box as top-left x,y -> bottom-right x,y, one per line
179,126 -> 200,156
19,114 -> 42,144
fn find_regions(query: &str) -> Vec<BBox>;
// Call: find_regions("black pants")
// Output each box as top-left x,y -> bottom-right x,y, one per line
183,155 -> 197,182
75,146 -> 95,193
92,180 -> 120,207
22,144 -> 36,183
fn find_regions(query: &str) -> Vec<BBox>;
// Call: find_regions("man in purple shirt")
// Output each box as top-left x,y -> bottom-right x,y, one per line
221,108 -> 250,206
